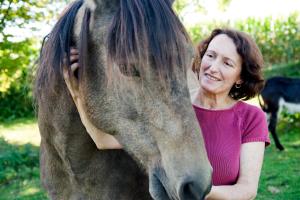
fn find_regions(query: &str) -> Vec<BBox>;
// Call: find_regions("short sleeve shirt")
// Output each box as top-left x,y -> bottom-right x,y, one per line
193,101 -> 270,185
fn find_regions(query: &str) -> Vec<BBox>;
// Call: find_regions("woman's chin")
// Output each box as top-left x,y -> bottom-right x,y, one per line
200,82 -> 219,94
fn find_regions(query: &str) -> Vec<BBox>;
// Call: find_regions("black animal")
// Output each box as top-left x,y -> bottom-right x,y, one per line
259,76 -> 300,150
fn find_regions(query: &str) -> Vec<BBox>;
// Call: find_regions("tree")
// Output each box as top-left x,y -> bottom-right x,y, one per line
0,0 -> 69,120
217,0 -> 232,11
173,0 -> 206,21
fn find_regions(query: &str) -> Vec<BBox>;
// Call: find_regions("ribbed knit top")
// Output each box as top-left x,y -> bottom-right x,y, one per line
193,101 -> 270,185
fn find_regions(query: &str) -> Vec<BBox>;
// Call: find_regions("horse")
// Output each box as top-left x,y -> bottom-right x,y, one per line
35,0 -> 212,199
259,76 -> 300,150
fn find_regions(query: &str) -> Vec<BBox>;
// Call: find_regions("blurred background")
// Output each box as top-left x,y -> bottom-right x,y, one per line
0,0 -> 299,199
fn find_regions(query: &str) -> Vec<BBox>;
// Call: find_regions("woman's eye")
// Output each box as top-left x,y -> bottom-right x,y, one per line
206,53 -> 213,58
225,62 -> 232,67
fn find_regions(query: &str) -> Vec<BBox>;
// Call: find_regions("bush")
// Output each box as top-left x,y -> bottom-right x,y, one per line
0,70 -> 35,122
236,13 -> 300,65
264,61 -> 300,78
0,38 -> 37,122
0,138 -> 40,185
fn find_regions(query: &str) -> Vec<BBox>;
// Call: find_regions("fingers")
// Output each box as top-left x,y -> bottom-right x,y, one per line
70,54 -> 79,63
70,47 -> 79,63
70,62 -> 79,72
70,47 -> 79,55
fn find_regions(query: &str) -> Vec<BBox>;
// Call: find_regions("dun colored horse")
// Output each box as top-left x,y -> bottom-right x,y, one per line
35,0 -> 212,199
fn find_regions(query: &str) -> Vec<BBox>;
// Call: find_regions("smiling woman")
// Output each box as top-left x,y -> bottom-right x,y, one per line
190,28 -> 270,200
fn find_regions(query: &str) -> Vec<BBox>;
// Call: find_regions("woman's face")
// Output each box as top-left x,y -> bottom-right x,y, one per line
199,34 -> 243,96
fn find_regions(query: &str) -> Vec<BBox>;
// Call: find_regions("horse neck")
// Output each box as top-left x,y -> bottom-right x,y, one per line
38,84 -> 150,199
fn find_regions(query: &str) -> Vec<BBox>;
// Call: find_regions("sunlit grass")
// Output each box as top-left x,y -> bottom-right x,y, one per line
0,179 -> 47,200
20,187 -> 40,196
0,117 -> 40,146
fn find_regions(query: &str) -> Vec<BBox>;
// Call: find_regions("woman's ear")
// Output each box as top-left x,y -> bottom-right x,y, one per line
236,79 -> 243,85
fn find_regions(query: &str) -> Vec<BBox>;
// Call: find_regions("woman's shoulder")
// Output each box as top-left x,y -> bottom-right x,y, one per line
236,101 -> 268,129
236,101 -> 270,145
235,101 -> 265,116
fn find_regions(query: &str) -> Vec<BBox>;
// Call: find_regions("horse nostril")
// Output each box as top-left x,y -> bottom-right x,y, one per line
178,179 -> 210,200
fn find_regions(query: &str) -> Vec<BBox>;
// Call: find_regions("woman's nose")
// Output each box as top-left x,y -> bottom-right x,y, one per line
208,60 -> 220,73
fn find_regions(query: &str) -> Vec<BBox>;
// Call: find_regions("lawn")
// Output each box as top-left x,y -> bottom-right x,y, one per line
0,113 -> 299,200
0,118 -> 47,200
257,113 -> 300,200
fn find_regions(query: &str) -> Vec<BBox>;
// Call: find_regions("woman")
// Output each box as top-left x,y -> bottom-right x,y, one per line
191,28 -> 270,199
69,28 -> 270,199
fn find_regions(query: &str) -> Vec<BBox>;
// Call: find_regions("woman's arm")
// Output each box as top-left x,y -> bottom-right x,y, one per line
206,142 -> 265,200
68,48 -> 122,150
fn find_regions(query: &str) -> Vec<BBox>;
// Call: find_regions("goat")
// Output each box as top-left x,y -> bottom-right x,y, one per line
259,76 -> 300,150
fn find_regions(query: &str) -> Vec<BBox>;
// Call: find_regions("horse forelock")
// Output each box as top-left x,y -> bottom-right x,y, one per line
78,8 -> 91,81
107,0 -> 191,83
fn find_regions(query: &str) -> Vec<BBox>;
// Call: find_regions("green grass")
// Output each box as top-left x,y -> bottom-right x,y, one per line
0,116 -> 299,199
257,113 -> 300,200
0,117 -> 47,199
0,117 -> 40,146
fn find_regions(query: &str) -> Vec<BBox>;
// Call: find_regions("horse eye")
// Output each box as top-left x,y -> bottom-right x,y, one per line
119,64 -> 140,77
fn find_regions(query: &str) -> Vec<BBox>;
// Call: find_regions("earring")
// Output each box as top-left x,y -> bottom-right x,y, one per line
235,83 -> 242,88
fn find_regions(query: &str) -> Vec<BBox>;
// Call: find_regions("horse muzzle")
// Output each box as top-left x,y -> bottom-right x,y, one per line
149,167 -> 212,200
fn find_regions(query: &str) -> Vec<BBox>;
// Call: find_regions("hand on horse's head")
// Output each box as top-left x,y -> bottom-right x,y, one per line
66,47 -> 123,150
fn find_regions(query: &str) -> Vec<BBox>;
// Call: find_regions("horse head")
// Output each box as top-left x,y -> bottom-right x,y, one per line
36,0 -> 212,199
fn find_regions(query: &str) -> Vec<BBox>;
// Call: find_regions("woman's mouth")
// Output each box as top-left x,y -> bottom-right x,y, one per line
205,73 -> 220,81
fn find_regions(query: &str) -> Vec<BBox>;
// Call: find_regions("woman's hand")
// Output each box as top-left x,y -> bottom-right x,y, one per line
68,47 -> 123,150
70,48 -> 79,71
204,142 -> 265,200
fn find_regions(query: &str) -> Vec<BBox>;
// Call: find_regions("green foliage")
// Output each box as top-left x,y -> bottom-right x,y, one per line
0,0 -> 70,121
235,13 -> 300,65
0,137 -> 39,185
0,70 -> 35,121
173,0 -> 206,21
0,0 -> 45,32
217,0 -> 232,11
188,13 -> 300,66
0,136 -> 47,199
0,0 -> 70,33
188,20 -> 226,44
264,61 -> 300,78
0,37 -> 37,121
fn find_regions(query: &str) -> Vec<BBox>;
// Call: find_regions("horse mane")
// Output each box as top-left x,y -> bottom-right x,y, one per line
35,0 -> 192,100
35,0 -> 84,99
107,0 -> 191,81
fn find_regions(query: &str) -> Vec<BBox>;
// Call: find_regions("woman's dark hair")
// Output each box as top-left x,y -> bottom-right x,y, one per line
192,28 -> 265,100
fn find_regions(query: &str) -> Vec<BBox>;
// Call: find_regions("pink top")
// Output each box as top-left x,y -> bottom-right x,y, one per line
193,101 -> 270,185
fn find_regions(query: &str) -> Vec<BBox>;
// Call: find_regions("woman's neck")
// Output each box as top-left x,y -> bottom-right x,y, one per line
193,88 -> 237,110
